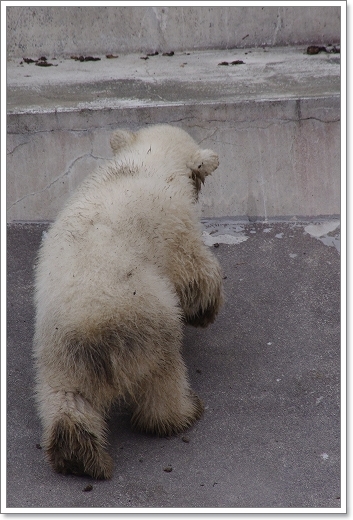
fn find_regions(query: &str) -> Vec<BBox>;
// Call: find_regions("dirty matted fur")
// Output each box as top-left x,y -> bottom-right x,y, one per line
33,124 -> 223,479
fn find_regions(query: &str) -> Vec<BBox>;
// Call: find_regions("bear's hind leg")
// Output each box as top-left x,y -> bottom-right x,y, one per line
131,346 -> 204,436
37,382 -> 113,479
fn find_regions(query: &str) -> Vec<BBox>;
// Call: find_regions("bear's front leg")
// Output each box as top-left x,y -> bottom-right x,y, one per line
183,253 -> 224,327
170,242 -> 224,328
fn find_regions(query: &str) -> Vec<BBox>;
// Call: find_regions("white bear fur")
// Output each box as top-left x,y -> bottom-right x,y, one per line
33,124 -> 223,479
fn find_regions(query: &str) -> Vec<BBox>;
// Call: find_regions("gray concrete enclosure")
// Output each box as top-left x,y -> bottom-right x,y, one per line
7,47 -> 340,222
6,6 -> 341,59
5,6 -> 342,511
6,6 -> 341,222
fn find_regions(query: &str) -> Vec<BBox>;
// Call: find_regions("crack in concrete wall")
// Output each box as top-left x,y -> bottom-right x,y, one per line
7,152 -> 104,212
7,96 -> 340,221
7,140 -> 31,156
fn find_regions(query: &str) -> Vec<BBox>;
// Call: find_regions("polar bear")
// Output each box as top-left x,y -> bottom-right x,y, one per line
33,124 -> 224,479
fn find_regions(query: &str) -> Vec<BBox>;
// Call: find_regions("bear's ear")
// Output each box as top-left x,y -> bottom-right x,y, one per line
187,149 -> 219,193
110,129 -> 136,154
198,149 -> 219,176
187,149 -> 219,178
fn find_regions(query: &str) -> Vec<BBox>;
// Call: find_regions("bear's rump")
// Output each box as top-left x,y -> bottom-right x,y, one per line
35,265 -> 183,398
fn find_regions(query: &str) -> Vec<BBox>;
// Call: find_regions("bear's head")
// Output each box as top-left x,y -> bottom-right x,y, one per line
110,125 -> 219,198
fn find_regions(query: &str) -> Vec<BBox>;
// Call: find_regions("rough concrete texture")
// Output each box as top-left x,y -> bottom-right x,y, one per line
7,47 -> 340,222
6,5 -> 341,59
6,219 -> 341,511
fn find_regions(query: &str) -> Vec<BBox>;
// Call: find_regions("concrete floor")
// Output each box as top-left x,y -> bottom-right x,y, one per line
6,220 -> 341,511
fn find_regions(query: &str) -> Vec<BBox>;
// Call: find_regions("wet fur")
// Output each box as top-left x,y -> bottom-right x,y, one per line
33,124 -> 223,479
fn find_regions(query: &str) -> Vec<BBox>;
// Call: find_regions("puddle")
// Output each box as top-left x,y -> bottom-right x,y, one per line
202,231 -> 248,246
304,220 -> 340,253
201,219 -> 249,246
201,218 -> 340,252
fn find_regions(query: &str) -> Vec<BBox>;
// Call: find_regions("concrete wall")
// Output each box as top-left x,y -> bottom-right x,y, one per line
7,6 -> 341,59
7,97 -> 340,222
